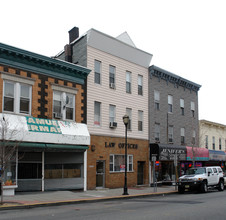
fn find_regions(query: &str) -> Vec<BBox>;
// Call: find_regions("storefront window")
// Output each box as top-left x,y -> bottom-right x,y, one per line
18,163 -> 42,179
109,154 -> 133,172
44,164 -> 81,179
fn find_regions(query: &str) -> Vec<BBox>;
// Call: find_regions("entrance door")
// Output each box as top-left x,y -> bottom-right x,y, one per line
137,161 -> 144,185
96,161 -> 105,188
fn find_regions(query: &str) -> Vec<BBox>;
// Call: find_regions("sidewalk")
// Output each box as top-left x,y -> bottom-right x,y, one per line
0,185 -> 178,210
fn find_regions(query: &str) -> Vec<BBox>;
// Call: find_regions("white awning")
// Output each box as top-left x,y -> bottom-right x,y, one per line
0,113 -> 90,146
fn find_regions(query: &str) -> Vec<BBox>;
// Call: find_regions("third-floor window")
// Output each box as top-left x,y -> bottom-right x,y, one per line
109,65 -> 116,89
94,60 -> 101,84
138,75 -> 143,95
126,71 -> 131,93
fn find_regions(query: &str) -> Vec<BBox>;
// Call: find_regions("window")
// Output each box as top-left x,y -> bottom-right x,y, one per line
126,108 -> 132,130
192,130 -> 196,145
94,101 -> 101,126
168,95 -> 173,113
138,110 -> 143,131
212,136 -> 215,150
109,154 -> 133,172
53,91 -> 75,120
168,125 -> 173,143
219,138 -> 222,150
109,105 -> 116,123
154,90 -> 160,110
3,81 -> 32,115
205,135 -> 208,149
109,65 -> 115,88
181,128 -> 185,145
94,60 -> 101,84
155,123 -> 160,142
191,101 -> 195,117
180,99 -> 184,115
126,71 -> 131,93
138,75 -> 143,95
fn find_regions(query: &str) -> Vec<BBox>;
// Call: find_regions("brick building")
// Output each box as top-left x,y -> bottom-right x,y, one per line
56,27 -> 153,189
0,42 -> 91,194
149,65 -> 201,184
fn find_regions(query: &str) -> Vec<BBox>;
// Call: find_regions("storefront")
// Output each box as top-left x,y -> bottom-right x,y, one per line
205,150 -> 226,170
185,146 -> 209,171
0,113 -> 90,192
87,135 -> 149,189
149,144 -> 186,185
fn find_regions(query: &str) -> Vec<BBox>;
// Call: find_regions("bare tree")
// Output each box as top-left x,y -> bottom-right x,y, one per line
0,115 -> 21,205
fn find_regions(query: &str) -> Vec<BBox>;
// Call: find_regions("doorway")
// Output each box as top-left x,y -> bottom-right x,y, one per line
96,161 -> 105,188
137,161 -> 145,185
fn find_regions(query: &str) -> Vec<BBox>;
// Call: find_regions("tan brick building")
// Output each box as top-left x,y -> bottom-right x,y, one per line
0,42 -> 91,194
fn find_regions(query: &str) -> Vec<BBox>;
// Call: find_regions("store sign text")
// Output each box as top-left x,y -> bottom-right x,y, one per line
105,142 -> 138,149
26,116 -> 62,134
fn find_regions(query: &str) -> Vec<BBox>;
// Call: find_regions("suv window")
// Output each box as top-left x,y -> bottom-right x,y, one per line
217,168 -> 223,173
213,168 -> 217,173
207,168 -> 213,174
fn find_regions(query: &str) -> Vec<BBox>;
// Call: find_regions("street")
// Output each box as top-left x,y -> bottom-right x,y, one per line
0,190 -> 226,220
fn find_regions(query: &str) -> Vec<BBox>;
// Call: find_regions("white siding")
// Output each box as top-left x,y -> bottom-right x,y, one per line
86,46 -> 149,140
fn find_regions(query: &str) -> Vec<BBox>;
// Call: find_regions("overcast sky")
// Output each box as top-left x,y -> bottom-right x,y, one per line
1,0 -> 226,125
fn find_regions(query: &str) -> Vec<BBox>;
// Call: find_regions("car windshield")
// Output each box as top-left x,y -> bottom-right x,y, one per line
186,168 -> 206,175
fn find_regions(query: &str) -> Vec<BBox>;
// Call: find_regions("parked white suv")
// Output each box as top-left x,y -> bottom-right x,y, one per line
178,166 -> 224,193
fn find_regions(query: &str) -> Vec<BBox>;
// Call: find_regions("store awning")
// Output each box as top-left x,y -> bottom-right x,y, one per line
186,146 -> 209,161
150,143 -> 186,161
0,113 -> 90,146
209,150 -> 225,161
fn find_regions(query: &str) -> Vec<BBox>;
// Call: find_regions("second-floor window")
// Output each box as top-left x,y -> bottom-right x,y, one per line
3,81 -> 32,115
168,95 -> 173,113
126,71 -> 131,93
155,123 -> 160,142
138,75 -> 143,95
205,135 -> 208,149
212,136 -> 215,150
181,128 -> 185,145
126,108 -> 132,130
94,101 -> 101,126
53,91 -> 75,120
109,65 -> 115,89
192,130 -> 196,145
138,110 -> 143,131
219,138 -> 222,150
168,125 -> 173,143
109,105 -> 116,123
94,60 -> 101,84
154,90 -> 160,110
180,99 -> 184,115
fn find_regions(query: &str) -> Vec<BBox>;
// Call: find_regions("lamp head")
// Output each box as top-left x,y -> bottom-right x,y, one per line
123,114 -> 129,126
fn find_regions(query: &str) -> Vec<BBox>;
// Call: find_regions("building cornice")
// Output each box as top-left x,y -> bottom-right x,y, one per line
0,42 -> 91,84
149,65 -> 201,92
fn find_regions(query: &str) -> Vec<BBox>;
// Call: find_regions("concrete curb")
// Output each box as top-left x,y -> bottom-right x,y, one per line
0,191 -> 177,211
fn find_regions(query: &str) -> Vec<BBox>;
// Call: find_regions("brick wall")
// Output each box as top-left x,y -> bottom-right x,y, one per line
0,65 -> 84,122
87,135 -> 149,189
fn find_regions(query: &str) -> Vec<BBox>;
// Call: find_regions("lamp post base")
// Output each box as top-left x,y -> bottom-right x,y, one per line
122,188 -> 129,195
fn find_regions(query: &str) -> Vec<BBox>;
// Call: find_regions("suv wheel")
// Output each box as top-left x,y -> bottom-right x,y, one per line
178,186 -> 185,194
200,182 -> 208,193
218,179 -> 224,191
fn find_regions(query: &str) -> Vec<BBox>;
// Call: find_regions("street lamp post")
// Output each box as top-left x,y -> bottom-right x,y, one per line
122,114 -> 129,195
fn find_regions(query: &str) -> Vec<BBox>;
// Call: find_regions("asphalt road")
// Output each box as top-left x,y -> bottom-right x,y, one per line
0,190 -> 226,220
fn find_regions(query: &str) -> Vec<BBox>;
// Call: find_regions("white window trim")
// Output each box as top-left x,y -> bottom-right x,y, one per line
3,79 -> 32,115
51,83 -> 78,95
109,154 -> 133,173
1,72 -> 35,85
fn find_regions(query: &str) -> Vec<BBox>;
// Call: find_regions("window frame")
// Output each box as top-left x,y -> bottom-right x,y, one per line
181,127 -> 185,145
154,123 -> 160,142
126,71 -> 132,93
154,90 -> 160,110
138,110 -> 143,131
126,108 -> 132,131
3,80 -> 32,115
94,60 -> 101,84
109,154 -> 133,172
138,75 -> 143,95
180,99 -> 185,116
94,101 -> 101,126
168,95 -> 173,113
168,125 -> 173,143
109,105 -> 116,123
109,65 -> 116,88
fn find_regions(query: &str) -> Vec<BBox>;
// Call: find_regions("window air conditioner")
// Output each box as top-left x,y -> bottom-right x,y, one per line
109,122 -> 117,128
53,112 -> 62,119
109,83 -> 115,89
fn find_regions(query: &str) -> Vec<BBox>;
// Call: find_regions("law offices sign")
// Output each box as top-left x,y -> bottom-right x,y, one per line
0,114 -> 90,145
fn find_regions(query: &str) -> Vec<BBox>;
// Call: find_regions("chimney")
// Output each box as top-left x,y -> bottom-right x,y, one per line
64,44 -> 72,63
69,27 -> 79,43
